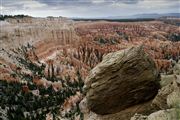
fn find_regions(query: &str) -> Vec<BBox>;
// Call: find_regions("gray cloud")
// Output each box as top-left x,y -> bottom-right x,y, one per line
35,0 -> 142,6
36,0 -> 92,7
115,0 -> 143,4
1,0 -> 179,17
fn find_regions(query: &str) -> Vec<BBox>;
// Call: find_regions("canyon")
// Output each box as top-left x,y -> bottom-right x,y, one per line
0,16 -> 180,120
1,17 -> 179,81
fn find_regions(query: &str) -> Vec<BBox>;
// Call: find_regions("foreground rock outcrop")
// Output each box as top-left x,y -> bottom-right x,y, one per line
83,46 -> 160,115
80,100 -> 154,120
131,108 -> 180,120
152,75 -> 180,110
130,61 -> 180,120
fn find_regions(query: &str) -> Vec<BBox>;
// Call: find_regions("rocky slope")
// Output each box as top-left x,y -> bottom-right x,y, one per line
80,47 -> 180,120
0,17 -> 180,82
75,21 -> 180,71
0,17 -> 88,82
131,60 -> 180,120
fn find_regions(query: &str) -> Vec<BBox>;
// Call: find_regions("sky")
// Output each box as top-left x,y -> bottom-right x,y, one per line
0,0 -> 180,18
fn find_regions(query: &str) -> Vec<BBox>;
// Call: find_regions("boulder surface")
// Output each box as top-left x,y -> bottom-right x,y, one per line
84,46 -> 160,115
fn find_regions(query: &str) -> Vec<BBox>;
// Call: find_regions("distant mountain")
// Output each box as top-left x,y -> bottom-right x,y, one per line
72,13 -> 180,20
131,13 -> 180,19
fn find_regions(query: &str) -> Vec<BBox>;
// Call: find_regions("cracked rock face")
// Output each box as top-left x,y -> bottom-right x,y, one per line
84,46 -> 160,115
152,75 -> 180,109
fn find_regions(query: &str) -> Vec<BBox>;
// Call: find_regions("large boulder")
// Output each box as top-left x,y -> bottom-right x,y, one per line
81,100 -> 154,120
84,46 -> 160,115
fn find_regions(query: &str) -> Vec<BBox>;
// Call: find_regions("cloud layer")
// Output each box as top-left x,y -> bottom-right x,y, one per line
1,0 -> 179,18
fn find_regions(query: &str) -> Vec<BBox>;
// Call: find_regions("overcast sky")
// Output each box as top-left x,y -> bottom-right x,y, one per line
1,0 -> 180,18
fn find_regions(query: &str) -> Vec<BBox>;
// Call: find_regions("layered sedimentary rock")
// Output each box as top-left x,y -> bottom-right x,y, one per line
0,17 -> 180,120
84,46 -> 160,115
131,74 -> 180,120
80,100 -> 154,120
152,75 -> 180,110
0,17 -> 75,49
1,18 -> 180,82
75,21 -> 180,73
80,48 -> 180,120
130,60 -> 180,120
0,17 -> 82,81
